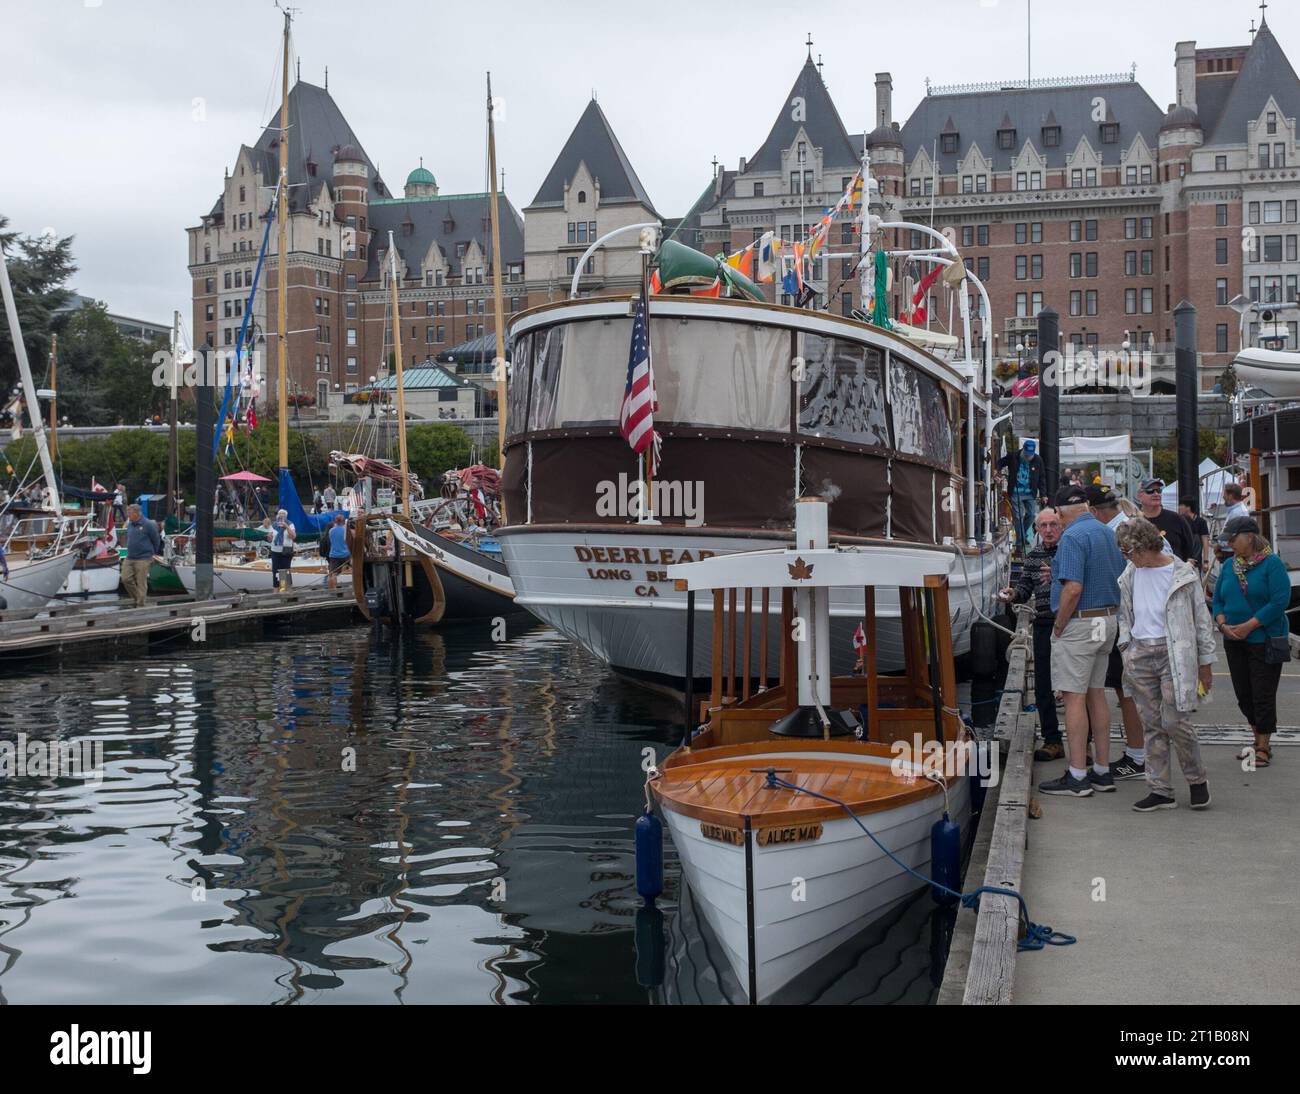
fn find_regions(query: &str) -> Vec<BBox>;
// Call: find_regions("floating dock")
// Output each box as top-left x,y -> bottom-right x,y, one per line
0,587 -> 360,660
941,612 -> 1299,1004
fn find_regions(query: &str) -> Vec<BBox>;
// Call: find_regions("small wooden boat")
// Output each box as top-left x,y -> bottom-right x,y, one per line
172,554 -> 330,594
652,497 -> 974,1003
62,554 -> 122,596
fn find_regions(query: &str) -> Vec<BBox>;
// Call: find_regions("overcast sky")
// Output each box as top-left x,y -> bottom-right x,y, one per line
1,0 -> 1291,328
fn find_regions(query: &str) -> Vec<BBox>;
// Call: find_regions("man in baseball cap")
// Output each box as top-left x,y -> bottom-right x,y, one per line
1136,478 -> 1196,561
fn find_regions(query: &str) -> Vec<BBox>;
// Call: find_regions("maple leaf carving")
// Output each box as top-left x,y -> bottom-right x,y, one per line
788,556 -> 814,581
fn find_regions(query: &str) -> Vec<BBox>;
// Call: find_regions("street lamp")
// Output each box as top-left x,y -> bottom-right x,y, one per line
1015,341 -> 1026,378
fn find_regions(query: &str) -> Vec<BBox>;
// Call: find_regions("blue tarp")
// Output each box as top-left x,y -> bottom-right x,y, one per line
277,468 -> 345,535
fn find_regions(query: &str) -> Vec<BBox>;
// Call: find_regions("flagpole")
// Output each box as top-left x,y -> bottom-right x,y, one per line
640,243 -> 657,524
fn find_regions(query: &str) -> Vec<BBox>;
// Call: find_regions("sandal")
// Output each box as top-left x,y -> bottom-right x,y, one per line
1256,746 -> 1272,768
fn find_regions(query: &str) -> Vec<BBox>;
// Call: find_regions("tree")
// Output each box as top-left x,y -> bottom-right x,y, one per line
405,422 -> 474,484
0,216 -> 76,394
55,302 -> 166,425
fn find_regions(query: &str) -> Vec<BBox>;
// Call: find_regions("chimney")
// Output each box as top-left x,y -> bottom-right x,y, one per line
1175,41 -> 1197,112
875,72 -> 893,129
738,156 -> 747,173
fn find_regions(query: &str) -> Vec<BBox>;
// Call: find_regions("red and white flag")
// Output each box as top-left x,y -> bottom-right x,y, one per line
619,295 -> 660,473
853,621 -> 867,652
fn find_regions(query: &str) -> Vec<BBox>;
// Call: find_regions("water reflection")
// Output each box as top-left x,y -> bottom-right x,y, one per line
0,621 -> 951,1004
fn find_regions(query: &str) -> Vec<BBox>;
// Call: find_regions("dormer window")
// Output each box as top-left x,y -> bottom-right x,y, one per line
577,190 -> 587,203
1100,123 -> 1119,144
1268,112 -> 1278,135
997,127 -> 1016,150
1042,126 -> 1060,148
940,132 -> 958,154
443,217 -> 455,233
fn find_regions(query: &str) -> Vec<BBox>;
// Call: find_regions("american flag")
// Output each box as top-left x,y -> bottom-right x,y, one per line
619,295 -> 660,472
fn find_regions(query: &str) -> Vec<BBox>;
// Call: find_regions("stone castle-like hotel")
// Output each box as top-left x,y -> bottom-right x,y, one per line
188,16 -> 1300,414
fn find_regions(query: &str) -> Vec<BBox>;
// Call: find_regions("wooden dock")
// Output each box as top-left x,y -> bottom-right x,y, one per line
0,587 -> 360,661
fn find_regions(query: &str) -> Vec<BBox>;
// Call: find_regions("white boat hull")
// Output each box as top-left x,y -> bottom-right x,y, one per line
0,551 -> 79,615
172,558 -> 330,595
661,752 -> 971,1002
58,558 -> 122,596
1232,347 -> 1300,396
500,528 -> 1006,680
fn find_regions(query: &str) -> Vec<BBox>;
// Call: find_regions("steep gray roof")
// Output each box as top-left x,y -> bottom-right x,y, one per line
749,59 -> 859,172
1206,21 -> 1300,146
529,99 -> 655,211
363,193 -> 524,282
1194,72 -> 1236,137
207,81 -> 386,219
901,80 -> 1164,171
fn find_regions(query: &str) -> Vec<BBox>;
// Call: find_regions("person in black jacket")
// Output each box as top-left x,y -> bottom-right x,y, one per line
1137,479 -> 1197,561
998,439 -> 1048,551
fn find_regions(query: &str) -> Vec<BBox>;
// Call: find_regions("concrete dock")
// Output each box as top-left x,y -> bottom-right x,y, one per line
1014,641 -> 1300,1005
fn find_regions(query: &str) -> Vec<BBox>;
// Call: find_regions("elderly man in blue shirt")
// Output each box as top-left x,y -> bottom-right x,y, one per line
1039,484 -> 1127,798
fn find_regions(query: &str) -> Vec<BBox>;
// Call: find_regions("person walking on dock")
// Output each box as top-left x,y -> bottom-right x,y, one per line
1038,485 -> 1126,798
1089,484 -> 1148,782
122,503 -> 160,608
326,513 -> 351,589
998,439 -> 1046,552
1000,508 -> 1065,761
1213,516 -> 1290,768
1115,518 -> 1216,812
269,508 -> 297,590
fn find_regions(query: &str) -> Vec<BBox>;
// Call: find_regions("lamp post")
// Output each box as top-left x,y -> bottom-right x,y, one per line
1015,341 -> 1026,378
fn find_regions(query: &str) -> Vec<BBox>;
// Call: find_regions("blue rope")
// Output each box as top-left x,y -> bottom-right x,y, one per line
759,770 -> 1075,952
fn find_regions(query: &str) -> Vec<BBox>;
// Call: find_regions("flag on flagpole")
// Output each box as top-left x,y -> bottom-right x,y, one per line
620,296 -> 660,474
853,621 -> 867,652
756,231 -> 777,282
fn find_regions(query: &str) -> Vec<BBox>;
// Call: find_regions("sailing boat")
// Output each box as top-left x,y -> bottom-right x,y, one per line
351,76 -> 518,625
0,246 -> 78,614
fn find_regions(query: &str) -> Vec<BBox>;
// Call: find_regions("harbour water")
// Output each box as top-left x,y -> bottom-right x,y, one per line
0,620 -> 954,1005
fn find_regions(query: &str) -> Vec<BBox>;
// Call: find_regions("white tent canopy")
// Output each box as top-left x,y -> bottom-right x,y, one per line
1162,458 -> 1236,510
1019,434 -> 1134,457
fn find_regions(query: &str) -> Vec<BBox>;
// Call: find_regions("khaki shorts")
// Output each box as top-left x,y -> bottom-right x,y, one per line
1050,613 -> 1118,693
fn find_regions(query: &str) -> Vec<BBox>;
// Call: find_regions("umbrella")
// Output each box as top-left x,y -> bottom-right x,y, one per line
220,471 -> 272,483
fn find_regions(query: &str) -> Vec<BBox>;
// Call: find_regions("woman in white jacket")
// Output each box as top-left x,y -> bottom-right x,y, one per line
1115,518 -> 1218,812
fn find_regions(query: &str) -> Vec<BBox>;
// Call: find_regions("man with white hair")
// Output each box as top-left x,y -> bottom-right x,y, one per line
268,508 -> 297,590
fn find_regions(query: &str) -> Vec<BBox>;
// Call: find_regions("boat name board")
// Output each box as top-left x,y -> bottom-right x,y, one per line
574,545 -> 718,600
699,821 -> 824,846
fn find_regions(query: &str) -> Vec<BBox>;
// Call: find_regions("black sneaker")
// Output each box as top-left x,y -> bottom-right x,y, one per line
1110,754 -> 1146,781
1132,793 -> 1176,812
1088,769 -> 1116,792
1189,782 -> 1211,810
1038,771 -> 1094,797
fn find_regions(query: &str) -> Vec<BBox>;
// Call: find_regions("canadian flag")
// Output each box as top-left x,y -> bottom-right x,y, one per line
853,621 -> 867,652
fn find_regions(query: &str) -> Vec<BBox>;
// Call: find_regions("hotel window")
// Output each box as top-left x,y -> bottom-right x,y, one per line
1069,220 -> 1082,242
1086,290 -> 1098,315
511,297 -> 521,312
976,175 -> 988,192
753,182 -> 764,197
1259,144 -> 1271,167
1126,166 -> 1137,184
1268,112 -> 1278,135
426,326 -> 435,343
963,175 -> 973,193
1249,276 -> 1261,302
1030,171 -> 1041,189
1142,288 -> 1154,313
910,178 -> 921,196
1125,288 -> 1137,314
1016,224 -> 1027,244
1289,200 -> 1298,222
1289,236 -> 1299,262
962,226 -> 974,247
1124,251 -> 1137,276
347,356 -> 357,373
975,256 -> 989,280
1124,217 -> 1137,239
223,300 -> 231,318
1070,290 -> 1082,316
997,128 -> 1015,150
1141,165 -> 1152,183
1100,123 -> 1118,144
1264,235 -> 1283,262
1140,217 -> 1153,238
1289,276 -> 1299,302
1031,292 -> 1043,314
841,293 -> 853,317
1216,324 -> 1229,353
436,325 -> 444,342
1015,292 -> 1028,317
1016,172 -> 1028,191
1042,126 -> 1060,147
205,277 -> 214,293
1216,204 -> 1229,226
1142,250 -> 1153,275
923,177 -> 933,196
205,304 -> 214,321
1217,278 -> 1229,305
347,275 -> 357,290
1265,276 -> 1282,303
790,171 -> 800,193
347,329 -> 357,346
1085,253 -> 1098,277
1070,252 -> 1082,277
1015,256 -> 1027,280
437,301 -> 445,316
1031,224 -> 1042,243
940,132 -> 958,154
1216,155 -> 1228,171
1249,202 -> 1260,224
977,225 -> 989,246
1030,255 -> 1043,279
1264,201 -> 1283,224
224,271 -> 232,289
1248,234 -> 1261,263
1085,219 -> 1098,241
1071,169 -> 1082,188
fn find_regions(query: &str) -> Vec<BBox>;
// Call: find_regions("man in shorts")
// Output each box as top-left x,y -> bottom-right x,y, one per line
1039,485 -> 1126,798
326,512 -> 351,588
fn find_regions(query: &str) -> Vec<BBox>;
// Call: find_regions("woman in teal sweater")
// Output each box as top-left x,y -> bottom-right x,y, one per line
1212,516 -> 1291,766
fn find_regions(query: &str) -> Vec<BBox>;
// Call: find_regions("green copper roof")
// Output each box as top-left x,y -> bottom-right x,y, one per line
406,165 -> 436,186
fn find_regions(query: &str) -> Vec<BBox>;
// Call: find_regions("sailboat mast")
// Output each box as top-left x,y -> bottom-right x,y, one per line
0,248 -> 60,512
387,232 -> 410,518
168,309 -> 179,517
277,7 -> 291,470
486,72 -> 507,472
48,334 -> 58,461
